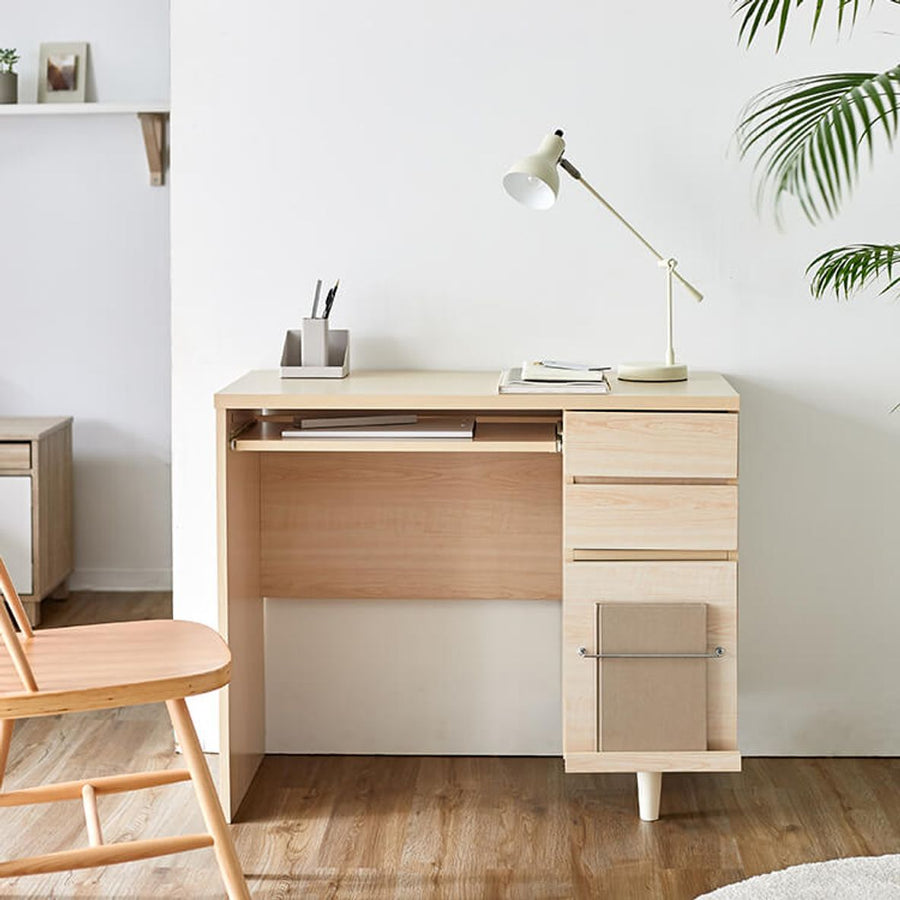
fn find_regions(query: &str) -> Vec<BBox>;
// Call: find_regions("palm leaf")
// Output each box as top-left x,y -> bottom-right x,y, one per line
732,0 -> 900,50
807,243 -> 900,297
734,0 -> 876,50
737,66 -> 900,223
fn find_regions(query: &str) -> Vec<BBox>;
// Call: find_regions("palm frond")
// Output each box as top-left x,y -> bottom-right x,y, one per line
807,243 -> 900,297
737,66 -> 900,223
734,0 -> 877,50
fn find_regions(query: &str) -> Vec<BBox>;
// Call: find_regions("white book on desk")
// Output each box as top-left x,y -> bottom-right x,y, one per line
520,360 -> 611,382
282,417 -> 475,439
498,367 -> 610,394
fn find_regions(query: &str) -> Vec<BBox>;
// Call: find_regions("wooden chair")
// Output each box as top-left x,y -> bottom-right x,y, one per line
0,557 -> 250,899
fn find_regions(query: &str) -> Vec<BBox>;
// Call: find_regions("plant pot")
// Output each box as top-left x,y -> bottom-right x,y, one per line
0,72 -> 17,104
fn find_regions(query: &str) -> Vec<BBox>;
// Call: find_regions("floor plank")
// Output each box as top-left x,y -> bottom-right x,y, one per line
0,594 -> 896,898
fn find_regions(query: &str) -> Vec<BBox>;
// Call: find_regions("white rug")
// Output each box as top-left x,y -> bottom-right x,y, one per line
696,854 -> 900,899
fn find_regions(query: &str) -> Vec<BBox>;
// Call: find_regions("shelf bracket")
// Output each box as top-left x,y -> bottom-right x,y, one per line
137,112 -> 168,187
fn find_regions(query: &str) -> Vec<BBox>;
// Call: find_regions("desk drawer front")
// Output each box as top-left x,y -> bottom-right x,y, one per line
565,412 -> 737,479
0,443 -> 30,470
565,484 -> 737,551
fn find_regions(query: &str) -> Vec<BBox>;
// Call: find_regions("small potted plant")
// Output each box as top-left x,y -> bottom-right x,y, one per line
0,49 -> 20,104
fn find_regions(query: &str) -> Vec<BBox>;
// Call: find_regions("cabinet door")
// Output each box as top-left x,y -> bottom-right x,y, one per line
563,561 -> 737,762
0,476 -> 33,595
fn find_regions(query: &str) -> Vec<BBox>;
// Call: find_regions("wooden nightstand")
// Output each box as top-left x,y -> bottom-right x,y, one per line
0,418 -> 73,626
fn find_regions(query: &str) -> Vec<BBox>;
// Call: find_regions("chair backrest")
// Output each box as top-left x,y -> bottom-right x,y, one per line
0,557 -> 38,692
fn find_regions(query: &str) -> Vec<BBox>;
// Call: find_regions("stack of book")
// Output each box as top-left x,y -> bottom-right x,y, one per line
498,361 -> 611,394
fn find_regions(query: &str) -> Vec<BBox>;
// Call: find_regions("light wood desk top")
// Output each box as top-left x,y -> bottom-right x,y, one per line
0,417 -> 72,441
215,370 -> 739,412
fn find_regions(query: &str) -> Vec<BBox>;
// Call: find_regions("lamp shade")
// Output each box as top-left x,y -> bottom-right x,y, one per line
502,132 -> 565,210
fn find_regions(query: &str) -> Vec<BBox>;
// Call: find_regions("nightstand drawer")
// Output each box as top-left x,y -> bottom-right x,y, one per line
0,443 -> 31,470
565,412 -> 737,479
565,484 -> 738,550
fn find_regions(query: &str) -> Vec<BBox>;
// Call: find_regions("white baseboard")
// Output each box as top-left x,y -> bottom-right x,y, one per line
68,568 -> 173,591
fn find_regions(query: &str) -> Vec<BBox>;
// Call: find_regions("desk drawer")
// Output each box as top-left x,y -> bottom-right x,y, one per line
565,484 -> 737,550
0,443 -> 30,470
565,412 -> 737,479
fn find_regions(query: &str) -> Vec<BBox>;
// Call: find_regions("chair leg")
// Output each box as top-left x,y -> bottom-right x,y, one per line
166,699 -> 250,900
0,720 -> 14,791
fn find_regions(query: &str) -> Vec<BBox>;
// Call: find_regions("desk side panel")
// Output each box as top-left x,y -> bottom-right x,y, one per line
37,421 -> 73,597
217,409 -> 264,821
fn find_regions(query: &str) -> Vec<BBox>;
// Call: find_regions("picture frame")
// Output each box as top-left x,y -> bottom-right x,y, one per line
37,42 -> 89,103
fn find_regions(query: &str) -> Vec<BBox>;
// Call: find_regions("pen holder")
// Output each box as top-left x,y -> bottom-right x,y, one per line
280,321 -> 350,379
301,317 -> 329,367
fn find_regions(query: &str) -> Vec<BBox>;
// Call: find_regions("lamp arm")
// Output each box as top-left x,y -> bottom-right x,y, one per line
559,158 -> 703,302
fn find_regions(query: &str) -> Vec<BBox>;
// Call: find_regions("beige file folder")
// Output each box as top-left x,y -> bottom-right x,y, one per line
598,603 -> 708,752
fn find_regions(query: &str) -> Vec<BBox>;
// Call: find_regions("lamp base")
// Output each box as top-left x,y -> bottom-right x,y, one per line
617,361 -> 688,382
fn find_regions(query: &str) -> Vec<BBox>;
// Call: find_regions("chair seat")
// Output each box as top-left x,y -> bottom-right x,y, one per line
0,620 -> 231,718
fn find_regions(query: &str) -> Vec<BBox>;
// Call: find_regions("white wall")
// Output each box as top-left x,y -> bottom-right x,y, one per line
1,1 -> 171,590
172,0 -> 900,752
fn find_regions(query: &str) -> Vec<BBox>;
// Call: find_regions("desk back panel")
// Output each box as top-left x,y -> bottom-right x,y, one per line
259,452 -> 562,601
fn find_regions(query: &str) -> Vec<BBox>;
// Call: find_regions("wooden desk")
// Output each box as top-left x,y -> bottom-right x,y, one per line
216,371 -> 740,822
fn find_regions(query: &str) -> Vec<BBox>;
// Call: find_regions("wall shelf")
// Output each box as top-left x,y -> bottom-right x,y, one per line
0,102 -> 170,186
0,102 -> 168,116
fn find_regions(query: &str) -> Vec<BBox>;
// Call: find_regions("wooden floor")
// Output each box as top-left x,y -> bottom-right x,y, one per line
0,594 -> 897,898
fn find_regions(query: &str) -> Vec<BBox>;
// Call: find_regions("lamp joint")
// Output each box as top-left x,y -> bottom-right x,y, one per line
559,158 -> 581,180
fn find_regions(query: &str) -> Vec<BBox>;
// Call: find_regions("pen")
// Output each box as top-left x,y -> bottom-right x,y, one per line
539,360 -> 610,371
311,279 -> 323,318
323,279 -> 340,319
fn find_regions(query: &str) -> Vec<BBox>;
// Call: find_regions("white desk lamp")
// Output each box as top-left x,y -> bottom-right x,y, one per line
503,129 -> 703,382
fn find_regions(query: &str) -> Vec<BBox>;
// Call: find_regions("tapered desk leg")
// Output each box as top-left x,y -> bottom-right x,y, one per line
637,771 -> 662,821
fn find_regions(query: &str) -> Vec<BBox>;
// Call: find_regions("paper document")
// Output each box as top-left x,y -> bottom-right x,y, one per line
298,414 -> 418,429
282,418 -> 475,439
